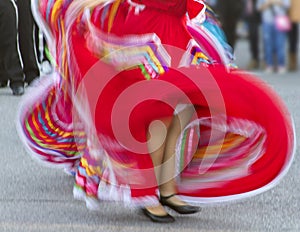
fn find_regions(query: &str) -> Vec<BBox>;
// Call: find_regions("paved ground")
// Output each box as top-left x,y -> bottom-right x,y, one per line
0,39 -> 299,232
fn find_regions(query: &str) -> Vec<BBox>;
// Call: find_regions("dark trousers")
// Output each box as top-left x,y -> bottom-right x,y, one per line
288,23 -> 299,54
247,19 -> 260,61
0,0 -> 23,86
16,0 -> 40,83
215,0 -> 244,49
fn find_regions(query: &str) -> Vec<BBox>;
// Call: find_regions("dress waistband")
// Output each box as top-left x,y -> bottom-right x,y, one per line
128,0 -> 186,17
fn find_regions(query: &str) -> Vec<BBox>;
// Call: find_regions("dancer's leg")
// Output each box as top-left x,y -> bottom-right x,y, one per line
146,106 -> 196,212
146,118 -> 171,215
147,118 -> 172,182
159,106 -> 194,205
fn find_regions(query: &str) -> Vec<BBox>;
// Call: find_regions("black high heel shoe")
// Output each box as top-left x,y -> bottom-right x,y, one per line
160,194 -> 201,214
141,208 -> 175,223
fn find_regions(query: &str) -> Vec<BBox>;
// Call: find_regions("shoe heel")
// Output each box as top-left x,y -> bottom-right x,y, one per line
142,208 -> 175,223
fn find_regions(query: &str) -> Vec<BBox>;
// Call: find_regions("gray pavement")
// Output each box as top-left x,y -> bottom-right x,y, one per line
0,39 -> 300,232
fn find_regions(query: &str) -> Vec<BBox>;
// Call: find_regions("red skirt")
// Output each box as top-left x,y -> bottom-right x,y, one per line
18,0 -> 295,208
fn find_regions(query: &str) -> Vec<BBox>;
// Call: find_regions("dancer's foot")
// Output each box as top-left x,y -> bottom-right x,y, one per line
142,204 -> 175,223
160,193 -> 200,214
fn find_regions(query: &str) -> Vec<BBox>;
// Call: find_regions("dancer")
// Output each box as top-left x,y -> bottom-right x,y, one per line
18,0 -> 295,223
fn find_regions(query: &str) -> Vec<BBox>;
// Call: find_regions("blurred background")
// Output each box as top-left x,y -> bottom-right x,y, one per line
208,0 -> 300,73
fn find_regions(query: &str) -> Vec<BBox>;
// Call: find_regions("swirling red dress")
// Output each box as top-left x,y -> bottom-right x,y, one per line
17,0 -> 295,208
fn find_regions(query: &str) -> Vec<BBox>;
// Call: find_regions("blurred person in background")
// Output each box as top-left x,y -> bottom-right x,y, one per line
16,0 -> 40,85
215,0 -> 245,49
257,0 -> 290,74
0,0 -> 24,95
244,0 -> 261,70
288,0 -> 300,71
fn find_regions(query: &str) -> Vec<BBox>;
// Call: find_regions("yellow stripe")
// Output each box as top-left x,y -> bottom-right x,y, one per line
51,0 -> 64,30
193,134 -> 247,159
108,0 -> 122,33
